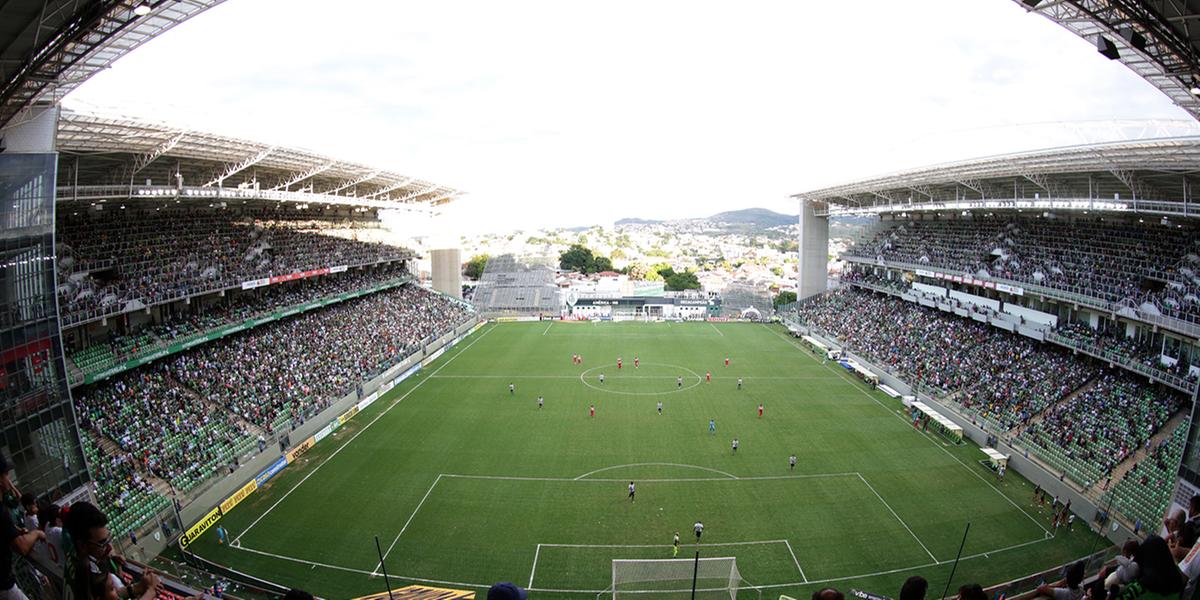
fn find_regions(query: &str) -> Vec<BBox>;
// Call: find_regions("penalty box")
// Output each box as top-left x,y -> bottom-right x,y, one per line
376,472 -> 939,591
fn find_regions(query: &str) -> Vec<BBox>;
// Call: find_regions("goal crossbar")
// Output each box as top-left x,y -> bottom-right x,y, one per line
609,556 -> 744,600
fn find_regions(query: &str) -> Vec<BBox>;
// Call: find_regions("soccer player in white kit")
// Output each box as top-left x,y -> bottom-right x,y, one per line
657,401 -> 663,415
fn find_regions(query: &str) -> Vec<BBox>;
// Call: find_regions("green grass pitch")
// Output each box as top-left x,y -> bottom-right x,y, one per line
191,321 -> 1109,599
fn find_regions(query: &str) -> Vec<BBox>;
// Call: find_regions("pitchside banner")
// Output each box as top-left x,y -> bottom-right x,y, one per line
178,507 -> 221,548
286,437 -> 316,463
255,456 -> 288,487
219,480 -> 258,514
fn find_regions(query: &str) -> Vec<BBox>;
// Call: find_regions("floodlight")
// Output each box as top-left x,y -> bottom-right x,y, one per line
1096,36 -> 1119,60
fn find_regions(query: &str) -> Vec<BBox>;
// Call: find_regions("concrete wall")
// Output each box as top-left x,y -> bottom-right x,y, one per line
797,203 -> 829,300
431,248 -> 463,299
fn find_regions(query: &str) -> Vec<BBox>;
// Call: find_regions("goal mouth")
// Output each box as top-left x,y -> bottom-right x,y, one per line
604,556 -> 761,600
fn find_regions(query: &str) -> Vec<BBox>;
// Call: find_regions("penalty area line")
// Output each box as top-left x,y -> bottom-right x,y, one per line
761,324 -> 1052,537
231,324 -> 495,545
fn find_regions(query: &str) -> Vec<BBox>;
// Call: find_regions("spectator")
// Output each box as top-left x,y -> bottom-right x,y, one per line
488,583 -> 528,600
1115,536 -> 1183,600
1103,540 -> 1141,589
64,502 -> 160,600
1037,561 -> 1086,600
900,575 -> 928,600
812,590 -> 845,600
957,584 -> 988,600
2,461 -> 45,600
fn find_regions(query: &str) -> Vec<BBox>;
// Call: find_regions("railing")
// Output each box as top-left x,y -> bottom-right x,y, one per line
67,277 -> 414,387
842,255 -> 1200,340
1045,332 -> 1198,395
58,183 -> 432,210
59,255 -> 413,328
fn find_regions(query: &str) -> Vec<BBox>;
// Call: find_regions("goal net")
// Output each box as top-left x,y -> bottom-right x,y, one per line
608,556 -> 742,600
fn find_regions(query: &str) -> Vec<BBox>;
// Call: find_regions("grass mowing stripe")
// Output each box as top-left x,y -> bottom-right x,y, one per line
856,473 -> 937,562
760,324 -> 1053,536
232,323 -> 494,544
195,322 -> 1104,599
375,474 -> 444,572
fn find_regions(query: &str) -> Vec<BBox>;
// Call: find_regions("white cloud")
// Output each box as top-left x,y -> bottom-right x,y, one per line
66,0 -> 1193,235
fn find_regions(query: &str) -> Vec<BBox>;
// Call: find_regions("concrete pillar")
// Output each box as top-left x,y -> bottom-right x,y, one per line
430,248 -> 463,299
797,200 -> 829,300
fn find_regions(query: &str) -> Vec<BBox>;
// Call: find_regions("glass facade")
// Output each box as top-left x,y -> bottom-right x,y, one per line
0,153 -> 88,497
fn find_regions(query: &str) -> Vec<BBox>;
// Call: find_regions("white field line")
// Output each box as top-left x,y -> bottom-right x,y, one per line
231,324 -> 496,544
574,462 -> 738,480
232,544 -> 377,575
783,539 -> 807,583
543,321 -> 553,335
231,517 -> 1050,595
427,374 -> 831,380
528,544 -> 542,588
540,539 -> 790,549
708,322 -> 725,336
375,474 -> 444,572
856,473 -> 937,562
441,472 -> 861,483
761,324 -> 1052,536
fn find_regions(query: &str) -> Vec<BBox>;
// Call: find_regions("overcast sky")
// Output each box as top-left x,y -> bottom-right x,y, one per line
65,0 -> 1197,235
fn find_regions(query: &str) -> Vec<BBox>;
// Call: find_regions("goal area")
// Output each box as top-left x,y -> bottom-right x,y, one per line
602,556 -> 760,600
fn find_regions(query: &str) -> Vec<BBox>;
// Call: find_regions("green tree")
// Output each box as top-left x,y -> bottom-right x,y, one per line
771,266 -> 784,277
665,271 -> 700,291
774,290 -> 797,307
559,244 -> 595,273
656,265 -> 676,280
592,256 -> 614,273
463,254 -> 489,280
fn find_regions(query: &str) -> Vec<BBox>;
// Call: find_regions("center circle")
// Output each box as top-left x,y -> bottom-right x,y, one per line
578,362 -> 704,396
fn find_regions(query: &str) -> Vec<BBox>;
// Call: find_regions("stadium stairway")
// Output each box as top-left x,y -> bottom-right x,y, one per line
1012,374 -> 1100,433
1103,411 -> 1189,491
166,375 -> 269,439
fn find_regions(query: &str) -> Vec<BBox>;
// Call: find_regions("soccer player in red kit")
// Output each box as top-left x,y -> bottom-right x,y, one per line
705,371 -> 711,382
618,357 -> 622,370
634,356 -> 639,369
590,404 -> 595,418
724,357 -> 730,367
758,403 -> 764,418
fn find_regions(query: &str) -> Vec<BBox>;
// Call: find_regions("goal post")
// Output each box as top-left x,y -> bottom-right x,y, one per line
607,556 -> 745,600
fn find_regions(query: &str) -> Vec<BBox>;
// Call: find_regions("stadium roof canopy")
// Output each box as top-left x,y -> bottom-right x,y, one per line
57,110 -> 463,210
0,0 -> 225,128
1015,1 -> 1200,121
792,136 -> 1200,217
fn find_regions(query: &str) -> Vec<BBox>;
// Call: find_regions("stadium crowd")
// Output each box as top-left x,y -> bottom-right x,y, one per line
73,284 -> 472,511
56,209 -> 410,326
68,263 -> 409,377
790,287 -> 1187,499
845,217 -> 1200,323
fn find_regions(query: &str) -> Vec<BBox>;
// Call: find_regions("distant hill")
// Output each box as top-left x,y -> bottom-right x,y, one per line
614,217 -> 664,226
706,208 -> 796,228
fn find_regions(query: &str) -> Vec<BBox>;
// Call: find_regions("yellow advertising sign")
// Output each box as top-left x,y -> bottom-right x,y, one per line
219,479 -> 258,515
338,405 -> 360,425
352,585 -> 474,600
286,436 -> 316,463
178,507 -> 221,548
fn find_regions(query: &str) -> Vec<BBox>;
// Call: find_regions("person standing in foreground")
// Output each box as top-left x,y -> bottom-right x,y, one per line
672,531 -> 680,557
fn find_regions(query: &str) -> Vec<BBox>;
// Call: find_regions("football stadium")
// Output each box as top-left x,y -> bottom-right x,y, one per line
3,2 -> 1200,600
